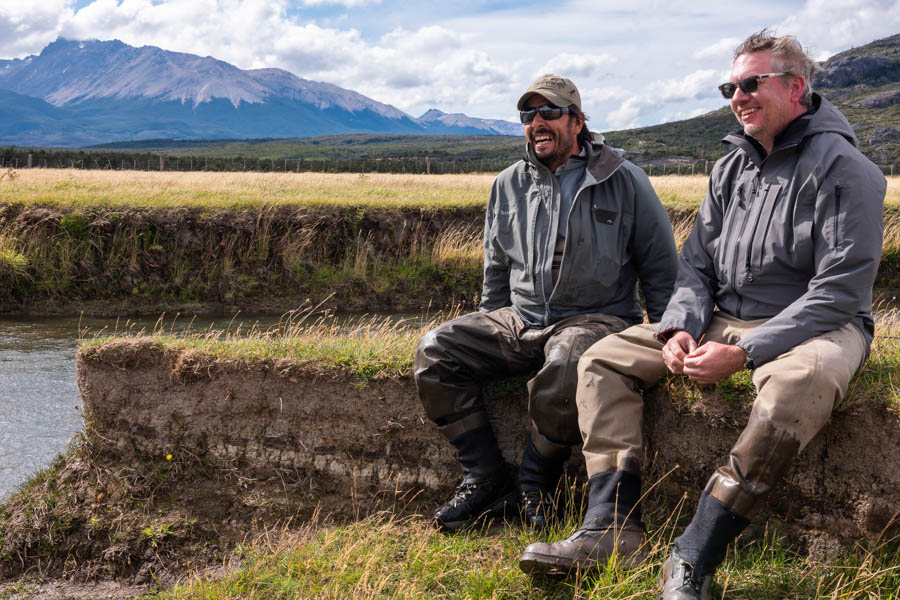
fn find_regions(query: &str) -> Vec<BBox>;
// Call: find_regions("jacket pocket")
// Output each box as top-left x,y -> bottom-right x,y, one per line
747,183 -> 782,275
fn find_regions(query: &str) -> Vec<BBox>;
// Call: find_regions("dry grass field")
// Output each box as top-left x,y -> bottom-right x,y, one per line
2,168 -> 897,209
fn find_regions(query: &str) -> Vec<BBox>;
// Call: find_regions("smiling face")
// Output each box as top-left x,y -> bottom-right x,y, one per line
524,94 -> 583,171
729,50 -> 806,153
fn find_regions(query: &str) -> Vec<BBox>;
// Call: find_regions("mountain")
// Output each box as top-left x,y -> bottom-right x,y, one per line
603,33 -> 900,169
0,38 -> 519,146
418,108 -> 521,136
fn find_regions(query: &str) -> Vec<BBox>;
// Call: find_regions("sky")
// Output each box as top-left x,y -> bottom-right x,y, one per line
0,0 -> 898,131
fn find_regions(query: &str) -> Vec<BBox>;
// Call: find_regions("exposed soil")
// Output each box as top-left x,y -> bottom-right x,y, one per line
4,338 -> 897,597
0,203 -> 894,316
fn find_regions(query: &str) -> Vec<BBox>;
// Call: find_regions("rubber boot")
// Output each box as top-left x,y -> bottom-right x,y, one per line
519,471 -> 646,576
518,437 -> 571,529
657,492 -> 750,599
432,424 -> 516,532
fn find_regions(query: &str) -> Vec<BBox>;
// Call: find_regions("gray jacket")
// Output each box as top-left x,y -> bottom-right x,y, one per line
480,138 -> 677,328
659,95 -> 886,366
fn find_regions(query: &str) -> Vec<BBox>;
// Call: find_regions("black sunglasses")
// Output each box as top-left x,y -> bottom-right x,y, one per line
718,72 -> 790,99
519,104 -> 572,124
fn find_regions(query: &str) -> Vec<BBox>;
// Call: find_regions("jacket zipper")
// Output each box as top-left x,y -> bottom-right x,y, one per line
744,178 -> 766,283
730,181 -> 754,295
832,185 -> 842,249
545,161 -> 623,314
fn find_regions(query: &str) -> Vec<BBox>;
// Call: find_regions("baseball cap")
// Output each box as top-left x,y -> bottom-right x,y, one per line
517,74 -> 581,110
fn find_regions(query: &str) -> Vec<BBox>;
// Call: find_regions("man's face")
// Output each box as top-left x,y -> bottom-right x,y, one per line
524,94 -> 583,171
729,51 -> 803,152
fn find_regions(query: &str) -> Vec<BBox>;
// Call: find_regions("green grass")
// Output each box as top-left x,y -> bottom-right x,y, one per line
79,307 -> 458,381
151,487 -> 900,600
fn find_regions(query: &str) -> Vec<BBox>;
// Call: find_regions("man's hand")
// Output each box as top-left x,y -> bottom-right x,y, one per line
662,331 -> 698,374
682,342 -> 747,384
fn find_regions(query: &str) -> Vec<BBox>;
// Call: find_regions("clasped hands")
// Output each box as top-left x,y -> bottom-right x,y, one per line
661,330 -> 747,385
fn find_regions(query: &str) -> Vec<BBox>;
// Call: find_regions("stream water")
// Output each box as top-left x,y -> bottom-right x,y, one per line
0,313 -> 303,501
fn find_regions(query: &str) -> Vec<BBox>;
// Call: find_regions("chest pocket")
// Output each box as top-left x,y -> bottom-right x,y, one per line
747,183 -> 783,273
579,203 -> 627,290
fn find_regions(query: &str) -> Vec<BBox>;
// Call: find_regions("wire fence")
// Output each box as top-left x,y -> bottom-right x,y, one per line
0,153 -> 516,175
1,151 -> 896,177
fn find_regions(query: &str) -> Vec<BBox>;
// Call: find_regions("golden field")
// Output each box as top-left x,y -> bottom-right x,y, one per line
2,169 -> 898,210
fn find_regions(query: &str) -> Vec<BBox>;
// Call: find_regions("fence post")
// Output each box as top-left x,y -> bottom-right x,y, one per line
160,156 -> 165,171
27,154 -> 32,169
426,156 -> 431,174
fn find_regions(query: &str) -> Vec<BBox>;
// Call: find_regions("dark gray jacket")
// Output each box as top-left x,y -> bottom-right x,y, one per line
480,137 -> 677,328
658,95 -> 886,366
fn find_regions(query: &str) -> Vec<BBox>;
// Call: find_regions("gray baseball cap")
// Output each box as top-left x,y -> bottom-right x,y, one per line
517,74 -> 581,110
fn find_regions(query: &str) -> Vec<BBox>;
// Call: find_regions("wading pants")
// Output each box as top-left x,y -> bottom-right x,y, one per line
576,311 -> 867,518
414,306 -> 627,452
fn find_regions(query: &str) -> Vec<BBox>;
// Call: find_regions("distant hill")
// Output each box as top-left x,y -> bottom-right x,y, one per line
603,33 -> 900,170
0,38 -> 520,146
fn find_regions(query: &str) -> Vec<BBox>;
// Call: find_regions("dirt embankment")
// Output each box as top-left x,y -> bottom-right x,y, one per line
2,339 -> 896,589
0,203 -> 895,315
0,204 -> 487,315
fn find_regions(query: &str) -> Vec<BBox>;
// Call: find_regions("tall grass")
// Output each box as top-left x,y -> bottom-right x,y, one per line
3,170 -> 899,210
80,304 -> 464,379
153,478 -> 900,600
0,170 -> 494,209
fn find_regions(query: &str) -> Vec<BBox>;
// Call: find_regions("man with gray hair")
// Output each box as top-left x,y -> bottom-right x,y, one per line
414,74 -> 677,532
519,31 -> 886,600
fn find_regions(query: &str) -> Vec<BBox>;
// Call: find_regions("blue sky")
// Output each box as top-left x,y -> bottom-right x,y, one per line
1,0 -> 898,131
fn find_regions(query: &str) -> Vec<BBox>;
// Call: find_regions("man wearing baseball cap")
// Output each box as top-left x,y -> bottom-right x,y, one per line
414,74 -> 677,533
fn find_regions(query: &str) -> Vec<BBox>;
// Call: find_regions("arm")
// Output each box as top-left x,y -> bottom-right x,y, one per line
478,177 -> 512,312
656,167 -> 725,340
628,165 -> 678,322
736,160 -> 886,366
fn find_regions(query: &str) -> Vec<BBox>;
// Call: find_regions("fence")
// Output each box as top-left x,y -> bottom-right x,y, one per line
0,153 -> 516,175
0,152 -> 896,178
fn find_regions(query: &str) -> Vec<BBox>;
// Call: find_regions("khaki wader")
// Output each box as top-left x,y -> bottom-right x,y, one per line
577,311 -> 866,517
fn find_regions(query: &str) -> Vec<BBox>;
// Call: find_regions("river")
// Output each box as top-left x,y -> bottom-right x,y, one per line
0,314 -> 295,501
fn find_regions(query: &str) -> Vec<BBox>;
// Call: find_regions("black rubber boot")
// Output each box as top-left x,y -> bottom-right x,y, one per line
518,437 -> 571,529
519,471 -> 647,576
433,424 -> 516,532
658,492 -> 750,599
581,470 -> 643,529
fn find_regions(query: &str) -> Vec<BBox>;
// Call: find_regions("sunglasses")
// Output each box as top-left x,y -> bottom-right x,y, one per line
519,104 -> 572,124
718,72 -> 790,99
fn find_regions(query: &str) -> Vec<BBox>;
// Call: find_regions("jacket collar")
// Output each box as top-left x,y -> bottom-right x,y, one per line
722,93 -> 855,164
524,136 -> 623,183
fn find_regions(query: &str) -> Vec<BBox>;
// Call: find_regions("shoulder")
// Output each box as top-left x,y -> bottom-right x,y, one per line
493,159 -> 530,188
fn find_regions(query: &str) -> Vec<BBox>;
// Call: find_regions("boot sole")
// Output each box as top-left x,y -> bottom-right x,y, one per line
434,488 -> 518,532
518,551 -> 582,576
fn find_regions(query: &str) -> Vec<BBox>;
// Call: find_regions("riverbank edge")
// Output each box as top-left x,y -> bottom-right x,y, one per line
1,338 -> 897,595
0,202 -> 897,316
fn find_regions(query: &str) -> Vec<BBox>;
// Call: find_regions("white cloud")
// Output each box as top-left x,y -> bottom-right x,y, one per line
536,53 -> 618,80
302,0 -> 380,5
606,97 -> 658,130
603,68 -> 725,130
776,0 -> 900,60
660,69 -> 725,101
693,37 -> 741,60
0,0 -> 72,59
